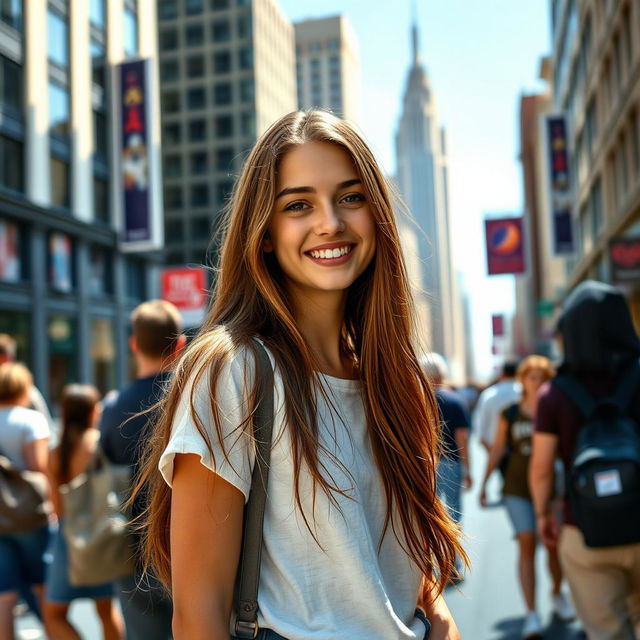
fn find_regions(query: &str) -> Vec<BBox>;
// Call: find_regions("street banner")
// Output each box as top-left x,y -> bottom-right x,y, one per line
610,236 -> 640,283
161,267 -> 208,327
492,314 -> 505,337
545,115 -> 575,255
113,58 -> 163,251
49,233 -> 73,293
485,217 -> 526,275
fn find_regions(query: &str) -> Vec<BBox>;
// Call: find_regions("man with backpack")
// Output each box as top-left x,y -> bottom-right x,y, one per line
530,280 -> 640,640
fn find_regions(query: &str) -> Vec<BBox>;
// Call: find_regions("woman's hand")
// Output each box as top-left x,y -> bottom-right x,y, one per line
423,595 -> 461,640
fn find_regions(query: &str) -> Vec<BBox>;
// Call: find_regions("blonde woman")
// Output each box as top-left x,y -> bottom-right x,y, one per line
135,110 -> 465,639
479,356 -> 573,638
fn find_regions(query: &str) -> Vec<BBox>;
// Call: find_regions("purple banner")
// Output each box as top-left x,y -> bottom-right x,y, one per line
485,217 -> 526,276
119,59 -> 151,243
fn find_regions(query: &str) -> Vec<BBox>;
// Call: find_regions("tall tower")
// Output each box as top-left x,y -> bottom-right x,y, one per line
395,17 -> 465,380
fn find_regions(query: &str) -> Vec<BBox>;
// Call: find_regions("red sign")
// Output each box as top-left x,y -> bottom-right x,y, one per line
161,267 -> 207,309
610,237 -> 640,282
492,314 -> 505,337
485,217 -> 526,276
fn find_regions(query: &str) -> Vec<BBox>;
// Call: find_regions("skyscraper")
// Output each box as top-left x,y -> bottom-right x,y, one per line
395,19 -> 465,379
294,15 -> 360,123
157,0 -> 296,268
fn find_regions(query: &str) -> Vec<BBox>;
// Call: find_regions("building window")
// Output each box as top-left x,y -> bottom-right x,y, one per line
50,157 -> 70,208
216,147 -> 234,171
90,317 -> 116,395
165,154 -> 182,178
189,119 -> 206,141
0,135 -> 23,193
238,46 -> 253,70
214,51 -> 231,73
586,97 -> 597,161
47,9 -> 69,67
328,38 -> 339,51
0,0 -> 22,31
160,28 -> 178,51
48,314 -> 78,411
93,176 -> 109,223
239,77 -> 253,103
91,39 -> 106,90
165,186 -> 183,209
191,184 -> 209,207
590,178 -> 602,237
48,233 -> 74,291
214,82 -> 232,105
0,219 -> 25,282
163,122 -> 181,145
124,7 -> 138,56
0,55 -> 23,118
49,82 -> 70,137
212,19 -> 231,42
240,112 -> 255,137
191,151 -> 208,175
187,86 -> 206,110
309,42 -> 321,54
165,219 -> 184,242
216,180 -> 233,204
237,13 -> 251,38
211,0 -> 230,9
158,0 -> 178,19
186,23 -> 204,47
88,247 -> 113,296
125,258 -> 146,299
93,111 -> 108,160
161,90 -> 180,113
90,0 -> 106,28
186,0 -> 204,14
186,55 -> 205,78
215,115 -> 233,138
161,59 -> 179,81
192,216 -> 211,239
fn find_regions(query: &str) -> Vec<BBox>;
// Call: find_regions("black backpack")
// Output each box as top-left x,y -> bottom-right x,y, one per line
553,362 -> 640,548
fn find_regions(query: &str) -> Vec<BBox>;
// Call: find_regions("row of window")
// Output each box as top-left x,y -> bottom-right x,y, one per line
165,216 -> 214,241
296,39 -> 340,56
161,49 -> 251,79
576,178 -> 603,259
164,179 -> 234,210
159,0 -> 251,19
164,147 -> 236,177
160,15 -> 251,50
607,107 -> 640,216
162,112 -> 255,143
161,78 -> 254,113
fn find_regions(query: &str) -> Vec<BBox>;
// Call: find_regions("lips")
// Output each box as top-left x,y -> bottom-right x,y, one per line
304,243 -> 355,265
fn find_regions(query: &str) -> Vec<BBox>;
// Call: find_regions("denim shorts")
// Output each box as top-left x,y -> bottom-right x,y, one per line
240,609 -> 431,639
503,494 -> 536,535
0,525 -> 50,593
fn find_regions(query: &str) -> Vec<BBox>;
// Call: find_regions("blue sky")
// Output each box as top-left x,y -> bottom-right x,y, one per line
277,1 -> 551,378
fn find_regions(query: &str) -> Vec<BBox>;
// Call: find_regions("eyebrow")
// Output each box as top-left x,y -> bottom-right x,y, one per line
275,178 -> 362,200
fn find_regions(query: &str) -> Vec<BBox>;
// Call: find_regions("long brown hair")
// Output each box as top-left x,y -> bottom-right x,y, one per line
59,384 -> 100,484
136,110 -> 466,596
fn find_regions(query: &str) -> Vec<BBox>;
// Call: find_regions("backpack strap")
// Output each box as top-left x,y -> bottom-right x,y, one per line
234,339 -> 275,639
552,375 -> 597,418
613,358 -> 640,412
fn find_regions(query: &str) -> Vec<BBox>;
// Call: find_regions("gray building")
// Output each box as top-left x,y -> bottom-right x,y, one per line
395,20 -> 465,380
157,0 -> 296,268
0,0 -> 160,412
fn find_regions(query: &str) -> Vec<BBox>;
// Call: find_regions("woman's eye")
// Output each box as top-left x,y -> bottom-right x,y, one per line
341,193 -> 365,205
284,200 -> 308,212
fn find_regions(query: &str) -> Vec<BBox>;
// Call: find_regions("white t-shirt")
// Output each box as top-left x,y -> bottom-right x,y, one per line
474,380 -> 522,446
0,406 -> 50,470
159,342 -> 427,640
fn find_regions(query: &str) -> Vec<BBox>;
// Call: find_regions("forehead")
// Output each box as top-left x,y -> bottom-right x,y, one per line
276,141 -> 359,189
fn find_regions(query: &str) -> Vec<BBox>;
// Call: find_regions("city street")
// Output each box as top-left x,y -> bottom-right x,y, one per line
16,437 -> 587,640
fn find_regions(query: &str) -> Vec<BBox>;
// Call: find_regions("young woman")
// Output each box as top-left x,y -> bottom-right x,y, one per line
43,384 -> 124,640
479,356 -> 573,639
136,110 -> 465,639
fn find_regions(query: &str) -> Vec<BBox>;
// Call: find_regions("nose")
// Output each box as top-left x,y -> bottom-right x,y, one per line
314,200 -> 345,236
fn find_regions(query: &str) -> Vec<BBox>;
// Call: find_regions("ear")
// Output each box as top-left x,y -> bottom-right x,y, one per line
175,334 -> 187,354
262,234 -> 274,253
129,335 -> 138,355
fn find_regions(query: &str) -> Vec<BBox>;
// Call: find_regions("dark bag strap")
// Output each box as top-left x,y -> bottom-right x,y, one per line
613,358 -> 640,412
234,340 -> 274,639
552,375 -> 596,418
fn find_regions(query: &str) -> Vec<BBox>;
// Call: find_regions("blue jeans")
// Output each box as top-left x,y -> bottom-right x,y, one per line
240,609 -> 431,639
0,525 -> 50,594
437,457 -> 463,525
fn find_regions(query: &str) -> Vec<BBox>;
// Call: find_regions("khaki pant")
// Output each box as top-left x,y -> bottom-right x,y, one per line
559,525 -> 640,640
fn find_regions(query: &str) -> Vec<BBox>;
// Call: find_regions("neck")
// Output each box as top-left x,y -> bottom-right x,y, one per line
291,289 -> 352,379
136,355 -> 167,379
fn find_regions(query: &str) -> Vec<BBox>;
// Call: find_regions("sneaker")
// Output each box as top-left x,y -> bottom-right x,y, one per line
552,591 -> 575,622
522,611 -> 543,639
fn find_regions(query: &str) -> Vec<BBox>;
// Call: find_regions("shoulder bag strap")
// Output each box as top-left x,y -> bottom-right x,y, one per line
234,340 -> 275,639
552,375 -> 597,418
614,358 -> 640,412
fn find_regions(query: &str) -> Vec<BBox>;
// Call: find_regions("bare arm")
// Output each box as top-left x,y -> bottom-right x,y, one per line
47,448 -> 64,518
529,432 -> 559,548
479,415 -> 508,506
418,576 -> 460,640
454,428 -> 472,490
170,453 -> 245,640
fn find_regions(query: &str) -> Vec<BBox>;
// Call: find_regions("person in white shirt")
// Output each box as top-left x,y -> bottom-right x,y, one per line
132,110 -> 465,640
475,361 -> 522,452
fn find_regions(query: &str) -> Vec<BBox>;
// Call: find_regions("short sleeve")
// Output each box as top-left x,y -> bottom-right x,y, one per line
158,345 -> 257,502
449,396 -> 470,430
534,381 -> 559,435
22,410 -> 50,442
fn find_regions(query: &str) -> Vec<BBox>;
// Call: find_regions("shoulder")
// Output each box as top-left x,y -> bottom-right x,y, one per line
13,407 -> 49,436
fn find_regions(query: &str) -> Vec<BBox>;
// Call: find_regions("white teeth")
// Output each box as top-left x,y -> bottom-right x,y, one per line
309,245 -> 352,259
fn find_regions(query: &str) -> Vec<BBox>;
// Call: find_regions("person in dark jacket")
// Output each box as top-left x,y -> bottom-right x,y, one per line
530,280 -> 640,640
100,300 -> 185,640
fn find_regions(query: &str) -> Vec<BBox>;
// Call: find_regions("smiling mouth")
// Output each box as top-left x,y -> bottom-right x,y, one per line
306,245 -> 353,260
